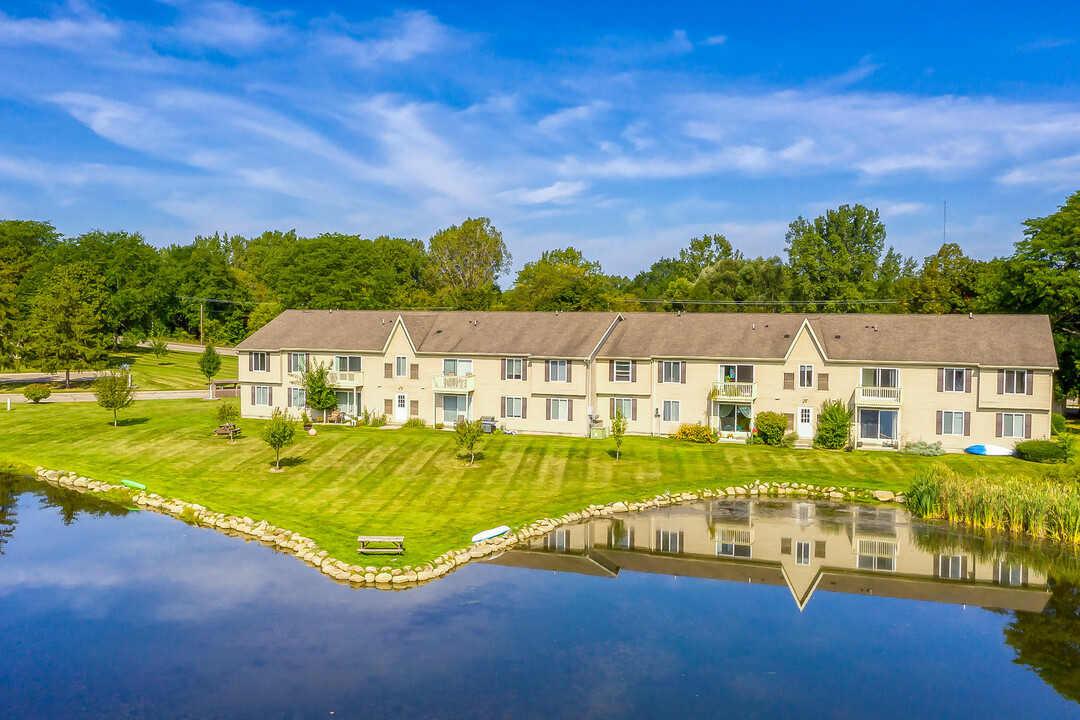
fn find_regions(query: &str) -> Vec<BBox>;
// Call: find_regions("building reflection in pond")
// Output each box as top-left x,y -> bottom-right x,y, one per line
488,498 -> 1052,613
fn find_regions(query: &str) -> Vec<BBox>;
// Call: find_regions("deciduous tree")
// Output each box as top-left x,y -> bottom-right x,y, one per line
454,419 -> 484,465
610,410 -> 627,462
25,263 -> 108,388
428,218 -> 511,308
199,343 -> 222,398
297,360 -> 337,422
92,370 -> 135,427
260,408 -> 296,470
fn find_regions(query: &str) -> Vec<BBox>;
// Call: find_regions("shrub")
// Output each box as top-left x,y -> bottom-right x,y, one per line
672,423 -> 716,443
435,422 -> 445,430
403,417 -> 427,429
780,432 -> 799,448
903,440 -> 946,457
753,411 -> 788,446
454,419 -> 484,464
1052,413 -> 1068,436
23,384 -> 51,403
1015,439 -> 1069,464
814,399 -> 852,449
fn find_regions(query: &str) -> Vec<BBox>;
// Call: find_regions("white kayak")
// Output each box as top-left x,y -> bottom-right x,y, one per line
965,444 -> 1015,457
471,525 -> 511,543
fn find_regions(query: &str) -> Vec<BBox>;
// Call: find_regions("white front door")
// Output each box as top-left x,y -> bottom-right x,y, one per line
797,406 -> 814,438
395,393 -> 408,422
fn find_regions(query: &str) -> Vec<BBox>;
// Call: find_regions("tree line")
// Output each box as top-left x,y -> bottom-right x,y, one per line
1,192 -> 1078,396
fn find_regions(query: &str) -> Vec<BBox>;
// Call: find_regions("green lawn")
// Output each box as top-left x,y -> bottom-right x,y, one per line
0,348 -> 238,392
0,399 -> 1024,565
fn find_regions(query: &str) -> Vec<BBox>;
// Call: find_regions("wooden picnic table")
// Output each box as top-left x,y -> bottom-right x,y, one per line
356,535 -> 405,554
212,424 -> 242,437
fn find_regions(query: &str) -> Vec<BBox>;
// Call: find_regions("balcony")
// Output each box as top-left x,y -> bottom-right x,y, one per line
855,386 -> 903,407
711,381 -> 758,400
433,374 -> 475,393
327,371 -> 364,388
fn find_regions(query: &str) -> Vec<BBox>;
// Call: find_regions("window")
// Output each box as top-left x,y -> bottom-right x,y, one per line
443,395 -> 467,424
798,364 -> 814,389
861,368 -> 898,388
334,355 -> 362,373
937,555 -> 964,579
658,530 -> 681,554
614,397 -> 633,419
815,541 -> 826,559
716,529 -> 752,558
549,360 -> 568,382
609,522 -> 632,549
254,386 -> 270,406
661,361 -> 682,383
505,358 -> 523,381
395,356 -> 407,377
290,352 -> 306,373
1004,369 -> 1027,394
714,404 -> 751,432
251,352 -> 268,372
944,368 -> 965,392
662,400 -> 680,422
997,563 -> 1024,586
856,538 -> 897,572
443,358 -> 473,376
614,360 -> 632,382
1002,412 -> 1026,438
550,398 -> 569,421
505,396 -> 523,418
859,409 -> 897,440
795,541 -> 811,565
800,407 -> 812,425
719,364 -> 755,383
796,503 -> 812,526
942,411 -> 964,436
858,554 -> 896,571
289,387 -> 306,407
544,528 -> 569,552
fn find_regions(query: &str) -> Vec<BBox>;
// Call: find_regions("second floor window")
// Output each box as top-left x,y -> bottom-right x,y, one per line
289,352 -> 306,373
861,368 -> 898,388
505,358 -> 523,380
334,356 -> 361,373
443,358 -> 472,376
251,352 -> 268,372
395,356 -> 407,377
548,360 -> 568,382
719,364 -> 754,383
1003,369 -> 1027,394
614,360 -> 632,382
944,368 -> 965,392
799,364 -> 814,388
661,361 -> 682,383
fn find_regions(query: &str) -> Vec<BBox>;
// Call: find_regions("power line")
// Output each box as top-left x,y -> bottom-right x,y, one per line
629,298 -> 901,306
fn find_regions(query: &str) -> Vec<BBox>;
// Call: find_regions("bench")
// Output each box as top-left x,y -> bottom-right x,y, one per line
212,426 -> 242,437
356,535 -> 405,554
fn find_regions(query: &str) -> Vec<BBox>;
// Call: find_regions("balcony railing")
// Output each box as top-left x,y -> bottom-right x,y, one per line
711,381 -> 758,400
327,371 -> 364,387
433,374 -> 475,392
856,385 -> 902,405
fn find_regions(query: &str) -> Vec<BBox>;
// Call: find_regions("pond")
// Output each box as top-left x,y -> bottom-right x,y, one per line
2,472 -> 1079,719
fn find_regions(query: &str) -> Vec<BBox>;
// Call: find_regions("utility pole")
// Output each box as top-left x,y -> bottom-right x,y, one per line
199,302 -> 204,344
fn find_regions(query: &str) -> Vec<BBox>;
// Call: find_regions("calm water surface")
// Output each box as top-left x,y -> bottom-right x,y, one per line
1,473 -> 1079,719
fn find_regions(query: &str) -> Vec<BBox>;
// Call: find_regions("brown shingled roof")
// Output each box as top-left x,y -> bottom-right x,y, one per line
237,310 -> 1058,368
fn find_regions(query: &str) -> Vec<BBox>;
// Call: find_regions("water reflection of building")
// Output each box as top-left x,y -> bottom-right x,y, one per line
488,500 -> 1051,612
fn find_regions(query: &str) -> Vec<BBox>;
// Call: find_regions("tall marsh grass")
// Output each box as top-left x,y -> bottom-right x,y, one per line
907,465 -> 1080,545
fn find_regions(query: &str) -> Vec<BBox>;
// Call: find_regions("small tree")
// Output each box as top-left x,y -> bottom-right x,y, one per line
297,360 -> 337,422
260,408 -> 296,470
198,343 -> 222,398
752,411 -> 789,446
610,410 -> 627,461
454,419 -> 484,465
148,336 -> 170,365
216,402 -> 240,443
93,370 -> 135,427
815,399 -> 853,449
22,383 -> 51,404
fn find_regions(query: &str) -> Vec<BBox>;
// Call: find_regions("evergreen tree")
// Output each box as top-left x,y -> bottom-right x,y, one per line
25,263 -> 108,388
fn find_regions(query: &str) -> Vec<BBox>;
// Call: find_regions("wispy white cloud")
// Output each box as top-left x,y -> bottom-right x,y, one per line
168,1 -> 289,53
1016,37 -> 1077,52
998,151 -> 1080,189
0,1 -> 121,49
499,181 -> 587,205
319,10 -> 457,66
702,35 -> 727,46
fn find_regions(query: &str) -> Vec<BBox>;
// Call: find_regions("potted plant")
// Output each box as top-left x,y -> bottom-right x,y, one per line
300,410 -> 312,431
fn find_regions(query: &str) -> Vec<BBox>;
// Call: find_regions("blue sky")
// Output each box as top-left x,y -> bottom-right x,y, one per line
0,1 -> 1078,276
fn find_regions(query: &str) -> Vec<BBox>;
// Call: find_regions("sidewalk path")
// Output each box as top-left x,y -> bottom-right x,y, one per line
0,390 -> 211,405
0,371 -> 97,385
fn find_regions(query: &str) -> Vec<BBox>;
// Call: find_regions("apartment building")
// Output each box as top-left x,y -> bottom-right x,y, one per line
489,499 -> 1051,612
234,310 -> 1057,450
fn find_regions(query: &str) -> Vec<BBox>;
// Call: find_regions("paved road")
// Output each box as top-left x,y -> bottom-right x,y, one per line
0,371 -> 97,385
0,389 -> 211,405
137,341 -> 238,356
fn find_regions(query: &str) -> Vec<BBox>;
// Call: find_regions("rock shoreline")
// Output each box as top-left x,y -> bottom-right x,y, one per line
31,466 -> 906,591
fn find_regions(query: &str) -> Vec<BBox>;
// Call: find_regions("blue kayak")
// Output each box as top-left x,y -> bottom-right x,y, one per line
965,444 -> 1015,457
